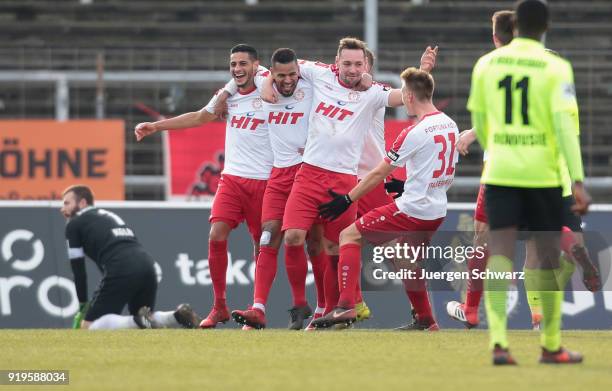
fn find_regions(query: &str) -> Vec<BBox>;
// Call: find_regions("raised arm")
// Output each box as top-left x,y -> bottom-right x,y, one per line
387,46 -> 439,107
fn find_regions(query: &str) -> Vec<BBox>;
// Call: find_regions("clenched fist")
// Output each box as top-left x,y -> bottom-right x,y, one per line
134,122 -> 158,141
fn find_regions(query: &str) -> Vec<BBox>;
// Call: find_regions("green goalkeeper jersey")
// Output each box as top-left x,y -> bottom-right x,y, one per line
467,37 -> 584,189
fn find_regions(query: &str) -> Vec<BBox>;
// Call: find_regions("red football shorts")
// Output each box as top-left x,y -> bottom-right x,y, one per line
261,163 -> 301,223
357,180 -> 394,218
474,184 -> 488,224
210,173 -> 267,241
282,163 -> 358,243
356,202 -> 444,245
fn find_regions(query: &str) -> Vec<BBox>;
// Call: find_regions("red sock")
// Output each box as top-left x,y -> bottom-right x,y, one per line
355,278 -> 363,304
253,247 -> 278,305
403,267 -> 434,324
309,251 -> 328,309
337,244 -> 361,309
561,226 -> 577,255
465,249 -> 488,314
285,244 -> 308,307
209,240 -> 228,309
324,255 -> 339,314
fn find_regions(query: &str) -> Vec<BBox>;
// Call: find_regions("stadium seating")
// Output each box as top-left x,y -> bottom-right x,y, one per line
0,0 -> 610,200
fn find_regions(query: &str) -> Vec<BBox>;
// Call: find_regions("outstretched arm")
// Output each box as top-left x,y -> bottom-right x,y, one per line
134,108 -> 218,141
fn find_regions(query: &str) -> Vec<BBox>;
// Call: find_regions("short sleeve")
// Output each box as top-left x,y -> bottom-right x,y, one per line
204,89 -> 222,114
371,82 -> 393,109
254,70 -> 270,90
298,60 -> 331,82
384,125 -> 420,167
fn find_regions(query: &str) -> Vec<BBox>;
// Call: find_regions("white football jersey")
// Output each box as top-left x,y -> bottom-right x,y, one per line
205,88 -> 273,180
258,75 -> 312,168
385,111 -> 459,220
299,61 -> 392,175
224,72 -> 313,168
358,107 -> 386,179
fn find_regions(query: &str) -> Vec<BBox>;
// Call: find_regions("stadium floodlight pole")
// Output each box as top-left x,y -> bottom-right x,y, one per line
95,52 -> 105,119
364,0 -> 378,73
55,77 -> 69,121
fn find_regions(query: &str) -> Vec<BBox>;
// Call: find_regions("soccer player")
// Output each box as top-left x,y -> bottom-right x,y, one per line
276,37 -> 424,329
216,48 -> 329,329
467,0 -> 590,365
135,44 -> 273,328
447,10 -> 600,330
62,185 -> 199,330
312,67 -> 458,329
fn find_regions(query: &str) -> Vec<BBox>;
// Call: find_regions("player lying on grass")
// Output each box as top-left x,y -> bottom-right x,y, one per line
62,185 -> 199,330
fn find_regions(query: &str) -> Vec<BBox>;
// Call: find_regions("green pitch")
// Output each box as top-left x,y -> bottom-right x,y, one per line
1,330 -> 611,390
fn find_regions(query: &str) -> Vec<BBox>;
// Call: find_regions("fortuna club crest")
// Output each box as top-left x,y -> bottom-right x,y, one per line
348,91 -> 360,102
294,89 -> 305,101
252,98 -> 263,109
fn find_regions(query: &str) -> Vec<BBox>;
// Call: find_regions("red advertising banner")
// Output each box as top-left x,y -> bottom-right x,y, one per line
167,119 -> 415,200
166,121 -> 227,201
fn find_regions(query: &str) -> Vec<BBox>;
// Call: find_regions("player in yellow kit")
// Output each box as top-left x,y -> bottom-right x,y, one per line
467,0 -> 591,365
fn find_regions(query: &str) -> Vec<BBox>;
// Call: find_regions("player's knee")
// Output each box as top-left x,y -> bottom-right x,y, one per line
339,224 -> 360,245
284,229 -> 306,246
260,222 -> 282,248
209,222 -> 231,242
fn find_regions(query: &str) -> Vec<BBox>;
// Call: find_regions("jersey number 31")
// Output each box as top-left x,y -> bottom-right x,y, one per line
433,132 -> 456,178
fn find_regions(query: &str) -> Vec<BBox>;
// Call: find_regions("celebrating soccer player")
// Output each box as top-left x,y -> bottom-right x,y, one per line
218,48 -> 330,330
134,44 -> 274,328
312,68 -> 459,330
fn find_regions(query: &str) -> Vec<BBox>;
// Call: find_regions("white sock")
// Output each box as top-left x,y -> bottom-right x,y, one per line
314,306 -> 325,314
89,314 -> 139,330
253,303 -> 265,313
151,311 -> 180,328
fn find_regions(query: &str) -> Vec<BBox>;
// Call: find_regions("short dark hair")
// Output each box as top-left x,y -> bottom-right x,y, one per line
515,0 -> 548,37
400,67 -> 435,101
63,185 -> 94,205
271,48 -> 297,65
230,44 -> 258,61
365,48 -> 375,69
492,10 -> 515,45
337,37 -> 367,58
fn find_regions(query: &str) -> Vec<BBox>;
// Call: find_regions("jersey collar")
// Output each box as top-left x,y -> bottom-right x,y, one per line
510,37 -> 545,50
77,206 -> 95,216
237,84 -> 257,95
421,111 -> 442,120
